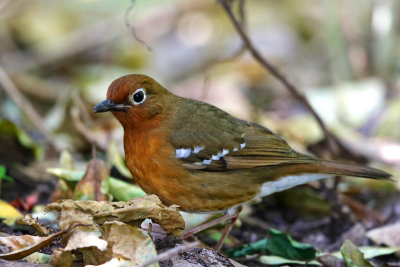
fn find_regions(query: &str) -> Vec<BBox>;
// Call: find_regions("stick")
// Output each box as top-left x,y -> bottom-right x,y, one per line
218,0 -> 340,155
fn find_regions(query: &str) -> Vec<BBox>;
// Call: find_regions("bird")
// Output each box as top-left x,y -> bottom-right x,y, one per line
94,74 -> 391,245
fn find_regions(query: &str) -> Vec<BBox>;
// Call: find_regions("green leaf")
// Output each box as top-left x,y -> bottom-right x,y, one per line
23,252 -> 52,264
227,229 -> 317,261
266,229 -> 317,261
340,240 -> 374,267
108,177 -> 146,201
107,141 -> 132,178
0,165 -> 14,182
227,238 -> 268,258
260,255 -> 321,266
46,168 -> 83,182
46,167 -> 146,200
331,246 -> 400,260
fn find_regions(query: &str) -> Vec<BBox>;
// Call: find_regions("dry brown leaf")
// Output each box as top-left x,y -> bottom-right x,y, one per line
46,195 -> 185,236
51,248 -> 74,267
46,195 -> 183,266
367,222 -> 400,247
0,230 -> 65,260
101,221 -> 158,266
16,214 -> 50,236
50,225 -> 108,266
74,158 -> 110,201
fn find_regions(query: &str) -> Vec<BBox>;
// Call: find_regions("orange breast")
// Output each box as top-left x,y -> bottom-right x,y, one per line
123,127 -> 262,212
124,124 -> 212,207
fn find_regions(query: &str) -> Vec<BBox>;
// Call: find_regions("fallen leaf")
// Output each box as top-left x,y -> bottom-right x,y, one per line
331,246 -> 400,260
227,228 -> 317,261
367,222 -> 400,247
23,252 -> 52,265
101,221 -> 158,266
16,214 -> 49,236
265,229 -> 317,261
0,229 -> 66,260
107,141 -> 132,178
259,255 -> 321,266
0,199 -> 23,225
46,196 -> 173,266
46,168 -> 146,200
108,177 -> 146,201
340,239 -> 374,267
49,223 -> 107,266
46,195 -> 185,236
50,248 -> 73,267
46,168 -> 83,182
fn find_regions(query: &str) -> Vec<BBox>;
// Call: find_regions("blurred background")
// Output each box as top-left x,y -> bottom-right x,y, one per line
0,0 -> 399,260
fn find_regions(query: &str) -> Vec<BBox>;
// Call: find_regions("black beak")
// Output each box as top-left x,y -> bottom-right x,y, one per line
93,99 -> 130,113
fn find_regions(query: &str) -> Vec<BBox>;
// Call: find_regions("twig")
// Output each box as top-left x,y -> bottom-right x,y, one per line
215,0 -> 246,63
0,66 -> 60,151
218,0 -> 340,155
124,0 -> 152,51
137,241 -> 200,267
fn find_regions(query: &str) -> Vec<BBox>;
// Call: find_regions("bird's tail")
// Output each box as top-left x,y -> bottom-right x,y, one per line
315,160 -> 392,180
258,160 -> 392,197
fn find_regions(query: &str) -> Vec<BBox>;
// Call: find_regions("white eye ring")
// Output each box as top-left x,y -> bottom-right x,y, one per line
130,88 -> 146,105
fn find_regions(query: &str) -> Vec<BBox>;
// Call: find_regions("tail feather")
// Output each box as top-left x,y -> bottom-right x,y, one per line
257,160 -> 392,197
317,160 -> 392,180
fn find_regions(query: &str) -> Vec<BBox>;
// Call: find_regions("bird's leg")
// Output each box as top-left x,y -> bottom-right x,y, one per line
182,207 -> 241,240
215,206 -> 241,250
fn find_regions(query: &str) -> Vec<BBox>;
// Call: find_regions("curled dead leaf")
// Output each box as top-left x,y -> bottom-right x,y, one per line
46,194 -> 185,236
16,214 -> 49,236
0,229 -> 65,260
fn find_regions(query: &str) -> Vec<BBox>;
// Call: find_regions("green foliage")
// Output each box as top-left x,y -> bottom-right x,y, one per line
340,240 -> 374,267
0,165 -> 14,183
227,228 -> 317,261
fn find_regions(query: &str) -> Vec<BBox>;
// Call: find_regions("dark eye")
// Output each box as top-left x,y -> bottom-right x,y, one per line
131,88 -> 146,105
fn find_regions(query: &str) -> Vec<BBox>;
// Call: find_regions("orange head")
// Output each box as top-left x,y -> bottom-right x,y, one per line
93,74 -> 173,128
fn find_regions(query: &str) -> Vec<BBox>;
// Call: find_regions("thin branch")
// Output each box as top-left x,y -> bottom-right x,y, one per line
218,0 -> 340,155
0,66 -> 60,152
215,0 -> 246,63
125,0 -> 152,51
137,241 -> 200,267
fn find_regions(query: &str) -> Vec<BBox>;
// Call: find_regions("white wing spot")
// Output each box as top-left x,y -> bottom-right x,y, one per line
193,146 -> 204,153
222,149 -> 229,156
240,143 -> 246,149
233,148 -> 238,152
175,148 -> 191,158
212,155 -> 220,160
202,159 -> 212,165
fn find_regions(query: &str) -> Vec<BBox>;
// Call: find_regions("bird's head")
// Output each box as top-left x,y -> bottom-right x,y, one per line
93,74 -> 172,128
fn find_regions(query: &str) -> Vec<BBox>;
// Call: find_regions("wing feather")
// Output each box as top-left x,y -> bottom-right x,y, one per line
169,99 -> 314,171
